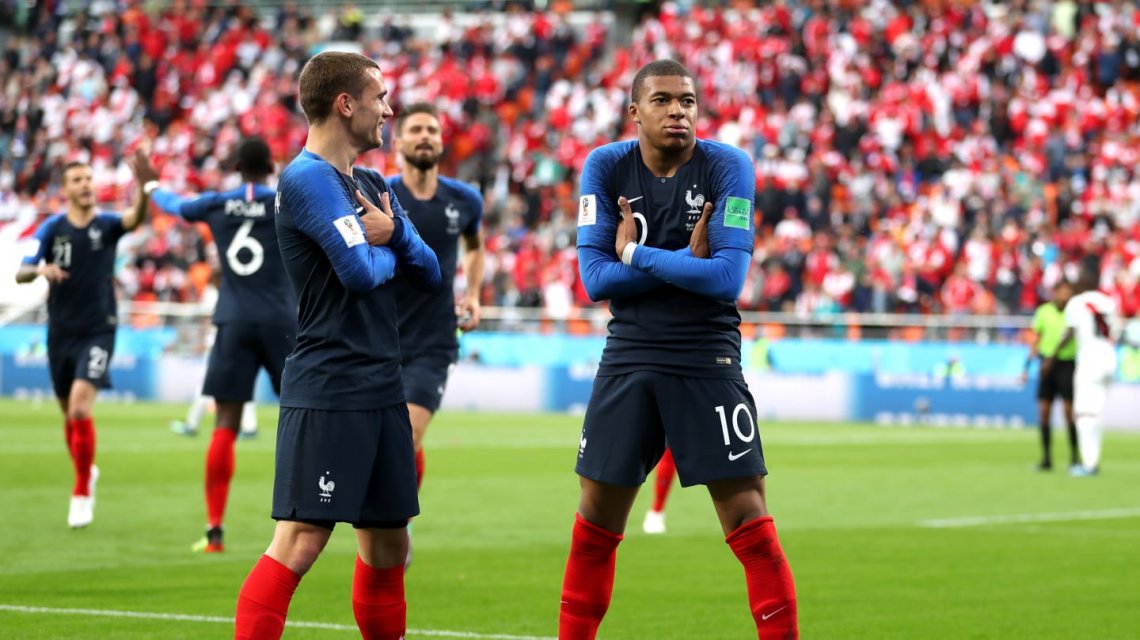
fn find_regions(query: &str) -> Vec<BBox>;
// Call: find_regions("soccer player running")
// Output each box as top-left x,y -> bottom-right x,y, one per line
387,103 -> 485,493
15,149 -> 157,528
1044,267 -> 1120,477
149,137 -> 296,553
1022,280 -> 1079,471
233,52 -> 440,640
562,59 -> 798,639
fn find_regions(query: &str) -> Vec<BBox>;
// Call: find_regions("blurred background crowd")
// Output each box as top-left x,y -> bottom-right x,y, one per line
2,0 -> 1139,321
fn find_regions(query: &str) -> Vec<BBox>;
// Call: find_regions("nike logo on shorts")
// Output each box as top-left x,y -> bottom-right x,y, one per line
728,450 -> 748,461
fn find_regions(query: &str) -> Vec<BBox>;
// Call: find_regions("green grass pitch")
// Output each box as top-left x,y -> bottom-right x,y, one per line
1,398 -> 1138,639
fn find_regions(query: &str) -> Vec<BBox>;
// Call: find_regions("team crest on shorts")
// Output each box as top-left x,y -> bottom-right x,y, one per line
318,472 -> 335,503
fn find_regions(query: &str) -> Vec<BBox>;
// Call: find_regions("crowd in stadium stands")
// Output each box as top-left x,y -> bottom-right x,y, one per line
2,0 -> 1140,321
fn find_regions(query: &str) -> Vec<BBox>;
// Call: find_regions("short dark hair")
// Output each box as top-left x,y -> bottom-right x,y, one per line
234,137 -> 272,178
298,51 -> 380,124
62,161 -> 89,178
395,102 -> 440,133
631,59 -> 696,102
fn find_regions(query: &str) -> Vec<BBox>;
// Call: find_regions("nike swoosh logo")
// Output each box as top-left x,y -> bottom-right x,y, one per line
761,605 -> 786,621
728,450 -> 748,461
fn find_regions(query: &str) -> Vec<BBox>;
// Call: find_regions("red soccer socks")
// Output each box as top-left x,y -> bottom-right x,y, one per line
558,513 -> 624,640
69,416 -> 96,496
352,555 -> 407,640
726,516 -> 799,639
206,427 -> 237,528
414,448 -> 425,490
651,449 -> 676,512
234,555 -> 301,640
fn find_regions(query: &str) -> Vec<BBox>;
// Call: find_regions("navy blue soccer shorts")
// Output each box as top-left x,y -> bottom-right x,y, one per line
271,404 -> 420,527
401,350 -> 457,413
202,321 -> 294,403
575,371 -> 767,487
47,330 -> 116,399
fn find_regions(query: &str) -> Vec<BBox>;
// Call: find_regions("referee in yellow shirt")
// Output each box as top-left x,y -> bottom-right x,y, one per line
1023,280 -> 1079,471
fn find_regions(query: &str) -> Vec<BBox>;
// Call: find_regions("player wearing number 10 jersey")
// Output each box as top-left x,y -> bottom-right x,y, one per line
560,60 -> 798,639
150,138 -> 297,552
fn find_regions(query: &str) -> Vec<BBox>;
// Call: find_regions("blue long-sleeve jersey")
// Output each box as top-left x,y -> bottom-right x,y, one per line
275,149 -> 441,410
151,183 -> 295,326
388,175 -> 483,358
21,213 -> 125,335
576,139 -> 756,378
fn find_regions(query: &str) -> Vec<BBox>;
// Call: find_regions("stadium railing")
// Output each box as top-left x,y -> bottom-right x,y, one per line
1,300 -> 1033,356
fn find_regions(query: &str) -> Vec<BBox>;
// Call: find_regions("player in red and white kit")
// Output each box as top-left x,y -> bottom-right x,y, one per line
1045,268 -> 1120,477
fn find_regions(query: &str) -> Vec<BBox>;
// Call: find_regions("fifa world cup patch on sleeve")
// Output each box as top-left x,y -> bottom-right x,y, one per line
334,215 -> 366,247
578,194 -> 597,226
723,196 -> 751,230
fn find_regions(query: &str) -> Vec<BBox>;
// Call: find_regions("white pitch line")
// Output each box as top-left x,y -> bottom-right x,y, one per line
919,507 -> 1140,529
0,604 -> 556,640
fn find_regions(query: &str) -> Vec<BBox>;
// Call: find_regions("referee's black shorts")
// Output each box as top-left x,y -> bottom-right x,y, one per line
1037,359 -> 1075,402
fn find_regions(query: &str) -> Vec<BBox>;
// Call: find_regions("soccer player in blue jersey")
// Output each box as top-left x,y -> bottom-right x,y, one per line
149,137 -> 296,553
15,149 -> 157,528
233,51 -> 440,640
388,103 -> 485,491
560,60 -> 798,639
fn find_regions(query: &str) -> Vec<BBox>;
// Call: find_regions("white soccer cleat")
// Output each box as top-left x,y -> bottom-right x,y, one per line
68,496 -> 93,528
642,509 -> 666,535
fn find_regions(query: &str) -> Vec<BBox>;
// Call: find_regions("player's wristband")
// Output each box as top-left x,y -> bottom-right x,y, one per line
621,242 -> 637,266
143,180 -> 159,195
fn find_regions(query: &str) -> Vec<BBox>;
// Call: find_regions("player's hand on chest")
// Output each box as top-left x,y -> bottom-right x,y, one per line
620,177 -> 710,249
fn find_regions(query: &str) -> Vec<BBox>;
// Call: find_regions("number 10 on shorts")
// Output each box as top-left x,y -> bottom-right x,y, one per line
715,403 -> 756,446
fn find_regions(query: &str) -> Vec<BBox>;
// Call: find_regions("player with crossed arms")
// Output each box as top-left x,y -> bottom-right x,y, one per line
233,51 -> 439,640
561,59 -> 798,639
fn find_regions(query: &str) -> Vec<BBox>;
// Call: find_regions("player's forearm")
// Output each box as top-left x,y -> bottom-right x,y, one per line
463,242 -> 485,299
15,264 -> 39,284
629,245 -> 749,302
335,245 -> 398,293
122,184 -> 153,231
387,217 -> 442,291
150,188 -> 188,216
578,245 -> 664,301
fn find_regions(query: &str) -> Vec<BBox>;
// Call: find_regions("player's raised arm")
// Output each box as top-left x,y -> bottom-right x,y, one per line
380,187 -> 442,291
622,147 -> 755,302
122,146 -> 158,232
576,146 -> 666,301
150,188 -> 222,221
282,165 -> 398,294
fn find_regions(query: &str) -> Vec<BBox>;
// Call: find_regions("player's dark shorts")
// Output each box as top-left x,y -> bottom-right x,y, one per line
401,350 -> 457,413
1037,358 -> 1075,402
202,322 -> 294,403
271,404 -> 420,527
575,371 -> 767,487
47,330 -> 116,399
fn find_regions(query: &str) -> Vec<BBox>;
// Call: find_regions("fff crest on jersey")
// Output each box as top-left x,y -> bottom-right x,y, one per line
88,225 -> 103,250
685,186 -> 705,231
445,202 -> 461,234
